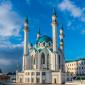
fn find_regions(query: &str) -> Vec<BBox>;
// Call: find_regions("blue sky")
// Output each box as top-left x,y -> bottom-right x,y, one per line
0,0 -> 85,72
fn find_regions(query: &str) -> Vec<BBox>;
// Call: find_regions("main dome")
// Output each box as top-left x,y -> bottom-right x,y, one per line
37,35 -> 52,43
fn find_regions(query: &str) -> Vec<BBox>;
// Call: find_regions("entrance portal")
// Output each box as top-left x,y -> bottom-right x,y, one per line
54,78 -> 56,83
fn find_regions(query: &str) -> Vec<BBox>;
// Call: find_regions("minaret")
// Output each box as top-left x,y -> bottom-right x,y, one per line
60,25 -> 64,51
51,8 -> 58,52
37,27 -> 40,40
51,8 -> 59,71
23,17 -> 29,71
59,25 -> 65,72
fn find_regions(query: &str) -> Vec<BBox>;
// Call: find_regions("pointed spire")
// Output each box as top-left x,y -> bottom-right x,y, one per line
24,16 -> 29,31
17,63 -> 19,71
38,27 -> 40,34
16,61 -> 19,72
25,16 -> 28,24
60,24 -> 64,35
52,8 -> 56,16
37,27 -> 40,40
51,8 -> 58,26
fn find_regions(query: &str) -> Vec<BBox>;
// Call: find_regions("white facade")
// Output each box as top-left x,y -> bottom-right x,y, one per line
16,9 -> 65,84
65,58 -> 85,81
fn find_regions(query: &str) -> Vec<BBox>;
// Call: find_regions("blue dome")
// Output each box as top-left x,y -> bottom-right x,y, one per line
37,35 -> 52,43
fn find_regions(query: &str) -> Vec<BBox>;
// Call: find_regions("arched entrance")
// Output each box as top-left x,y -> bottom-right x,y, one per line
20,78 -> 22,83
54,78 -> 57,83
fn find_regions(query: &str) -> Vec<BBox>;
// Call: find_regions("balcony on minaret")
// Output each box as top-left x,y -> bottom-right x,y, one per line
52,18 -> 57,27
24,17 -> 28,31
52,8 -> 58,27
52,20 -> 57,26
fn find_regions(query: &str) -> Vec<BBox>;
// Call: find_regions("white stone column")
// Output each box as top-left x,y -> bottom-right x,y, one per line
38,53 -> 41,70
40,71 -> 42,83
51,9 -> 59,71
23,17 -> 29,71
24,29 -> 28,55
52,24 -> 57,52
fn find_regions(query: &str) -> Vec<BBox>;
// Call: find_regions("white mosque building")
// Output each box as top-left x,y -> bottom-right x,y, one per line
16,9 -> 66,84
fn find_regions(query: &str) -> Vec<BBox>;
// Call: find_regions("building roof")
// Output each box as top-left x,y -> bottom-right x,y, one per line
65,58 -> 85,63
37,35 -> 52,43
65,60 -> 78,63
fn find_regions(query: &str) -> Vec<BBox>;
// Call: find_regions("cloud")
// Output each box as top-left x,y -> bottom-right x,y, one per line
0,58 -> 12,66
0,1 -> 22,37
58,0 -> 81,17
0,0 -> 23,48
0,45 -> 23,72
0,1 -> 23,72
0,58 -> 15,72
0,38 -> 23,48
58,0 -> 85,22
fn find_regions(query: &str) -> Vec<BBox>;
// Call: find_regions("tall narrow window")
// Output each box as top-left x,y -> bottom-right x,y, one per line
41,53 -> 45,64
43,42 -> 45,46
34,58 -> 35,64
59,55 -> 61,69
20,78 -> 22,83
31,78 -> 34,83
36,78 -> 40,83
47,54 -> 49,69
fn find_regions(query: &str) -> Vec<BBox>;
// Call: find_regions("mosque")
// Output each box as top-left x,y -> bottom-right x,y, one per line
16,9 -> 66,84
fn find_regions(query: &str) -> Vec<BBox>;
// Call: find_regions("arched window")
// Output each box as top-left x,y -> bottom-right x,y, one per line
34,58 -> 35,64
43,42 -> 45,46
41,53 -> 45,64
54,78 -> 56,83
59,55 -> 61,69
20,78 -> 22,83
47,54 -> 49,69
49,42 -> 50,46
31,55 -> 33,64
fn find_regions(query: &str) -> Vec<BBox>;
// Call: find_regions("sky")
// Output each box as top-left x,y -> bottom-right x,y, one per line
0,0 -> 85,72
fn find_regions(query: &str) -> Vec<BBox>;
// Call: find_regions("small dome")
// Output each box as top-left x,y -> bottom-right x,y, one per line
37,35 -> 52,43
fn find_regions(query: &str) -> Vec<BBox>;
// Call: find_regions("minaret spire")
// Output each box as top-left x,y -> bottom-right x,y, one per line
53,8 -> 56,16
23,17 -> 29,71
24,17 -> 29,56
51,8 -> 59,71
37,27 -> 40,40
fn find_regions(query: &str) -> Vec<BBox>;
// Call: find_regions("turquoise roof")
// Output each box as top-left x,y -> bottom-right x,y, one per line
65,58 -> 85,63
37,35 -> 52,43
